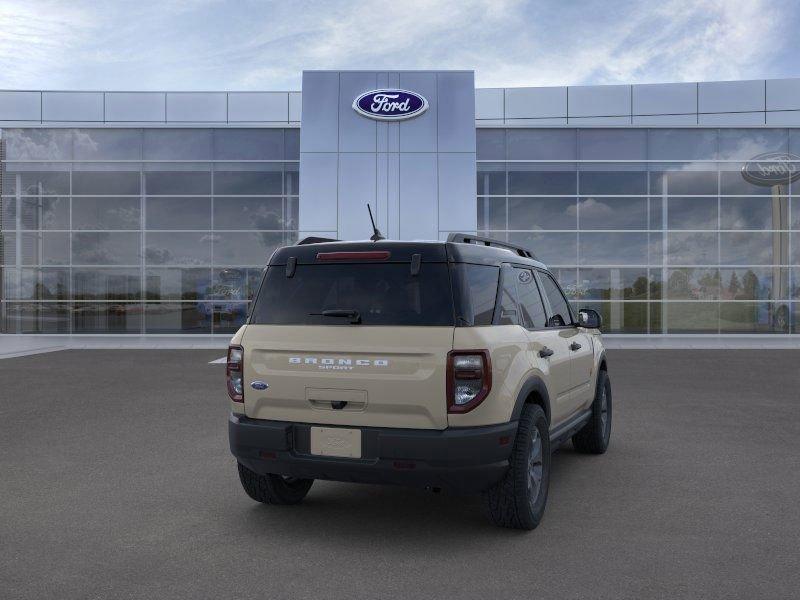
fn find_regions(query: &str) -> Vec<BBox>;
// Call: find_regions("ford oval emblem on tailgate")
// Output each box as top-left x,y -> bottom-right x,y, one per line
250,381 -> 269,390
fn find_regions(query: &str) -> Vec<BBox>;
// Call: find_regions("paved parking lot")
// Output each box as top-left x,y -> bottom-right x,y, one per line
1,349 -> 799,599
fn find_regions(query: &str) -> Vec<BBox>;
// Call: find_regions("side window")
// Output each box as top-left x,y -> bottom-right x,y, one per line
538,272 -> 573,327
494,265 -> 519,325
514,268 -> 547,329
456,264 -> 499,325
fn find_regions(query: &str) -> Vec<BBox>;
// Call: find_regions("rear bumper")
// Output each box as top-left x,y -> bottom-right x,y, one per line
229,413 -> 517,493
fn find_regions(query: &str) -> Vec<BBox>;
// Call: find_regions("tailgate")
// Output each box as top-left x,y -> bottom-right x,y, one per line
242,325 -> 454,429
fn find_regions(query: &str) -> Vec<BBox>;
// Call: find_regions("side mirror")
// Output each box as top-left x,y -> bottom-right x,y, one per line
578,308 -> 602,329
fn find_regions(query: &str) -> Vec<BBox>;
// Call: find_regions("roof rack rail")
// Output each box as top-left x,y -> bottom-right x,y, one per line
296,236 -> 339,245
446,233 -> 537,260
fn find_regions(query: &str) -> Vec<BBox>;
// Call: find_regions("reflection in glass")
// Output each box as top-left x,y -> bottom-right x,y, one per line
477,166 -> 506,195
648,129 -> 717,161
720,232 -> 774,265
212,232 -> 283,266
649,170 -> 717,195
213,197 -> 283,230
145,197 -> 211,230
143,129 -> 213,160
214,129 -> 284,160
506,232 -> 577,266
73,303 -> 142,333
507,129 -> 576,160
578,130 -> 647,161
477,197 -> 506,230
145,268 -> 212,301
213,169 -> 283,195
578,268 -> 649,300
720,302 -> 786,333
144,303 -> 212,334
579,233 -> 649,265
72,171 -> 141,195
20,197 -> 70,230
508,169 -> 576,195
579,301 -> 647,333
666,268 -> 720,300
18,268 -> 70,300
145,232 -> 212,266
667,233 -> 718,265
578,197 -> 647,230
668,197 -> 717,230
144,170 -> 211,195
212,268 -> 263,301
720,197 -> 787,230
72,197 -> 140,230
665,302 -> 719,333
3,302 -> 70,333
5,170 -> 70,195
719,268 -> 782,300
72,232 -> 140,265
579,171 -> 647,195
477,129 -> 505,160
508,197 -> 576,230
20,232 -> 70,265
72,268 -> 141,300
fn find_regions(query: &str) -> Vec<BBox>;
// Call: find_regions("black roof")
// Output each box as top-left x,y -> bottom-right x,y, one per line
269,237 -> 548,269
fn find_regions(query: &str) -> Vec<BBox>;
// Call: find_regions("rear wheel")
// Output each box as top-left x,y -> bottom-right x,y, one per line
572,369 -> 612,454
237,462 -> 314,505
483,404 -> 550,530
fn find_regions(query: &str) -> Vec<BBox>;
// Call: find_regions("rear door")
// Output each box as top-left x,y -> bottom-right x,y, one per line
511,266 -> 573,425
242,258 -> 454,430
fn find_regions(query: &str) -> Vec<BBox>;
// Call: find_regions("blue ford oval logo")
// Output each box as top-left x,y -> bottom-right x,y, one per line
352,89 -> 428,121
742,152 -> 800,186
250,381 -> 268,390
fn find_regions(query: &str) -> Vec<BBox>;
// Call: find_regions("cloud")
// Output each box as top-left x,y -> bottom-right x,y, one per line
0,0 -> 794,90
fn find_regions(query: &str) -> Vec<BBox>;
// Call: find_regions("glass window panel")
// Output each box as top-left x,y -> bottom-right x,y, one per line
649,270 -> 663,300
17,268 -> 69,300
577,268 -> 649,300
648,129 -> 717,161
578,129 -> 646,160
508,197 -> 576,230
668,197 -> 718,230
212,302 -> 249,334
285,129 -> 300,160
1,197 -> 16,225
579,301 -> 647,334
720,197 -> 786,230
212,232 -> 283,266
507,129 -> 576,160
507,232 -> 577,266
650,197 -> 663,230
792,269 -> 800,299
212,267 -> 264,302
143,129 -> 213,160
20,196 -> 69,230
213,197 -> 283,230
792,198 -> 800,230
476,129 -> 505,160
145,232 -> 212,265
6,170 -> 70,195
666,268 -> 720,300
73,303 -> 142,333
477,197 -> 506,230
794,233 -> 800,264
666,232 -> 719,265
144,303 -> 212,333
20,232 -> 69,265
214,129 -> 283,160
649,301 -> 663,333
665,302 -> 719,333
72,268 -> 141,300
477,166 -> 506,195
72,232 -> 140,265
720,232 -> 773,265
144,169 -> 211,195
548,268 -> 578,299
538,271 -> 573,326
145,268 -> 212,301
284,164 -> 299,196
720,302 -> 784,333
720,168 -> 786,195
285,197 -> 298,231
213,169 -> 282,195
2,233 -> 16,264
4,129 -> 73,160
4,302 -> 70,333
73,129 -> 142,160
794,303 -> 800,334
72,197 -> 140,230
72,171 -> 141,195
508,168 -> 576,195
145,197 -> 211,230
579,171 -> 647,195
579,233 -> 649,265
649,169 -> 718,195
719,267 -> 785,301
718,128 -> 788,160
578,197 -> 647,230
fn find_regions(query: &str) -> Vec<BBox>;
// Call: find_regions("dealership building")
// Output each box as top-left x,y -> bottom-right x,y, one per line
1,70 -> 799,338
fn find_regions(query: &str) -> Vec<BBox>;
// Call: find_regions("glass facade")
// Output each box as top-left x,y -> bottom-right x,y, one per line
0,128 -> 299,334
477,128 -> 800,334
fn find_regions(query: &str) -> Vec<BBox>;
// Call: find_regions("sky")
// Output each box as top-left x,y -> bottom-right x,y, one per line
0,0 -> 798,91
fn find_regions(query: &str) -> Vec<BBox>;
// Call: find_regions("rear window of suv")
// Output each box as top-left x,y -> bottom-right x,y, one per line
250,263 -> 455,326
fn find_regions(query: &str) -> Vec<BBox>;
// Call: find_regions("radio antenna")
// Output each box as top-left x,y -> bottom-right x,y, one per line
367,204 -> 385,241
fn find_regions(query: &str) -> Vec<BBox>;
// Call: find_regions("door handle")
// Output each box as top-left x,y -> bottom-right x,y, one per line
569,342 -> 582,351
539,347 -> 554,358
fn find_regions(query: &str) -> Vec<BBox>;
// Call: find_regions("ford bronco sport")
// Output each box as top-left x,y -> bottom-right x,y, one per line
227,233 -> 611,530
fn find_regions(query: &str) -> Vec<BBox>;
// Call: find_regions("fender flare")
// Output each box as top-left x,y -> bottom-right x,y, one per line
510,376 -> 551,424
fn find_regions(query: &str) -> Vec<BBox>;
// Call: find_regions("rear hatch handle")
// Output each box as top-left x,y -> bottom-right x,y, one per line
309,309 -> 362,324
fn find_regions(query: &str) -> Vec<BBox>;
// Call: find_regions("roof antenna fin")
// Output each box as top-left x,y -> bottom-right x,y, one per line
367,204 -> 385,241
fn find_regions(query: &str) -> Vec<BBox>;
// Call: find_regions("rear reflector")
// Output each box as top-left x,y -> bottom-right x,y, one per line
316,251 -> 390,261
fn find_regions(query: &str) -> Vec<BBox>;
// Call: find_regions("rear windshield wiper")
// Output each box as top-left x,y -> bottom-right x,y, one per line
309,309 -> 362,324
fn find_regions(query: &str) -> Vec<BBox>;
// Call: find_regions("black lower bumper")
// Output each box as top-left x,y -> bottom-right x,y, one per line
229,414 -> 517,493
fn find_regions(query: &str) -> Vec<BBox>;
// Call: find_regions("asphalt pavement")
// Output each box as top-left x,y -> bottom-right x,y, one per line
1,349 -> 799,599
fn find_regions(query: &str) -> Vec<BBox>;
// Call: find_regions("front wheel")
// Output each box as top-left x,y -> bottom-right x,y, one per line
237,463 -> 314,505
572,369 -> 612,454
483,404 -> 551,530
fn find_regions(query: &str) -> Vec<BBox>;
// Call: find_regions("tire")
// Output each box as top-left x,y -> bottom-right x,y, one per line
483,404 -> 550,530
237,462 -> 314,505
572,369 -> 612,455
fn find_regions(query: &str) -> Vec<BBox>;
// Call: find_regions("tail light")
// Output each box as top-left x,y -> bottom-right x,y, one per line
227,345 -> 244,402
447,350 -> 491,413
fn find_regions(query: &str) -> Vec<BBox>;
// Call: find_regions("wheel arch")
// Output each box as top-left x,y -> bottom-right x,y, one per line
511,376 -> 551,425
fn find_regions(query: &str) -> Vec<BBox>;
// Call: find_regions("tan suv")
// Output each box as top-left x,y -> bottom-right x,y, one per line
227,234 -> 611,530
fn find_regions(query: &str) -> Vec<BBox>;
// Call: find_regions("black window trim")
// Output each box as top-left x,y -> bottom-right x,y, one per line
511,265 -> 548,332
532,269 -> 577,329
